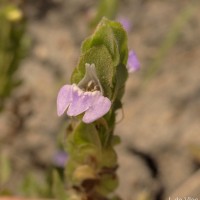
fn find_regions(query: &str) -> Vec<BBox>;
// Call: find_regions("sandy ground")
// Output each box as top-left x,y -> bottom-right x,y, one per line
0,0 -> 200,199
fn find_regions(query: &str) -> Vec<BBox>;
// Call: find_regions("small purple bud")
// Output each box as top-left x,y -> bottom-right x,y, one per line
127,50 -> 140,73
53,151 -> 68,168
117,17 -> 131,32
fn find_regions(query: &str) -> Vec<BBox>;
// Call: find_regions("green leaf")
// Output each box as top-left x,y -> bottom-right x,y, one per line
111,135 -> 121,146
96,174 -> 118,195
106,19 -> 128,65
73,122 -> 101,149
101,147 -> 117,167
66,122 -> 102,164
90,21 -> 120,66
52,170 -> 69,200
113,62 -> 128,103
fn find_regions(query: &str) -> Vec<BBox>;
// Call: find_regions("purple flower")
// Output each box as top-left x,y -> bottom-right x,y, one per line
57,64 -> 111,123
117,17 -> 131,32
127,50 -> 140,73
53,151 -> 68,168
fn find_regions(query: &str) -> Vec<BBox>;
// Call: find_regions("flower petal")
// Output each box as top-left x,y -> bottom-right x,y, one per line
82,93 -> 111,123
67,86 -> 94,116
127,50 -> 140,73
57,85 -> 73,116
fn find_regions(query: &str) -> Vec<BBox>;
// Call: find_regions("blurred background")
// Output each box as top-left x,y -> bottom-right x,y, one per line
0,0 -> 200,199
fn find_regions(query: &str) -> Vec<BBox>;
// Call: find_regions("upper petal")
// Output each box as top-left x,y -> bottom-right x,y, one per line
78,63 -> 103,94
57,84 -> 73,116
82,93 -> 111,123
67,86 -> 94,116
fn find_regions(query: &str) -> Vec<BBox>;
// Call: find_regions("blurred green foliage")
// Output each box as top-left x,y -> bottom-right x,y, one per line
52,170 -> 69,200
0,154 -> 11,188
0,2 -> 29,111
90,0 -> 118,28
19,172 -> 53,198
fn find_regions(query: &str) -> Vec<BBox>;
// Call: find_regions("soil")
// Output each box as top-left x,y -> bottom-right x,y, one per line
0,0 -> 200,200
